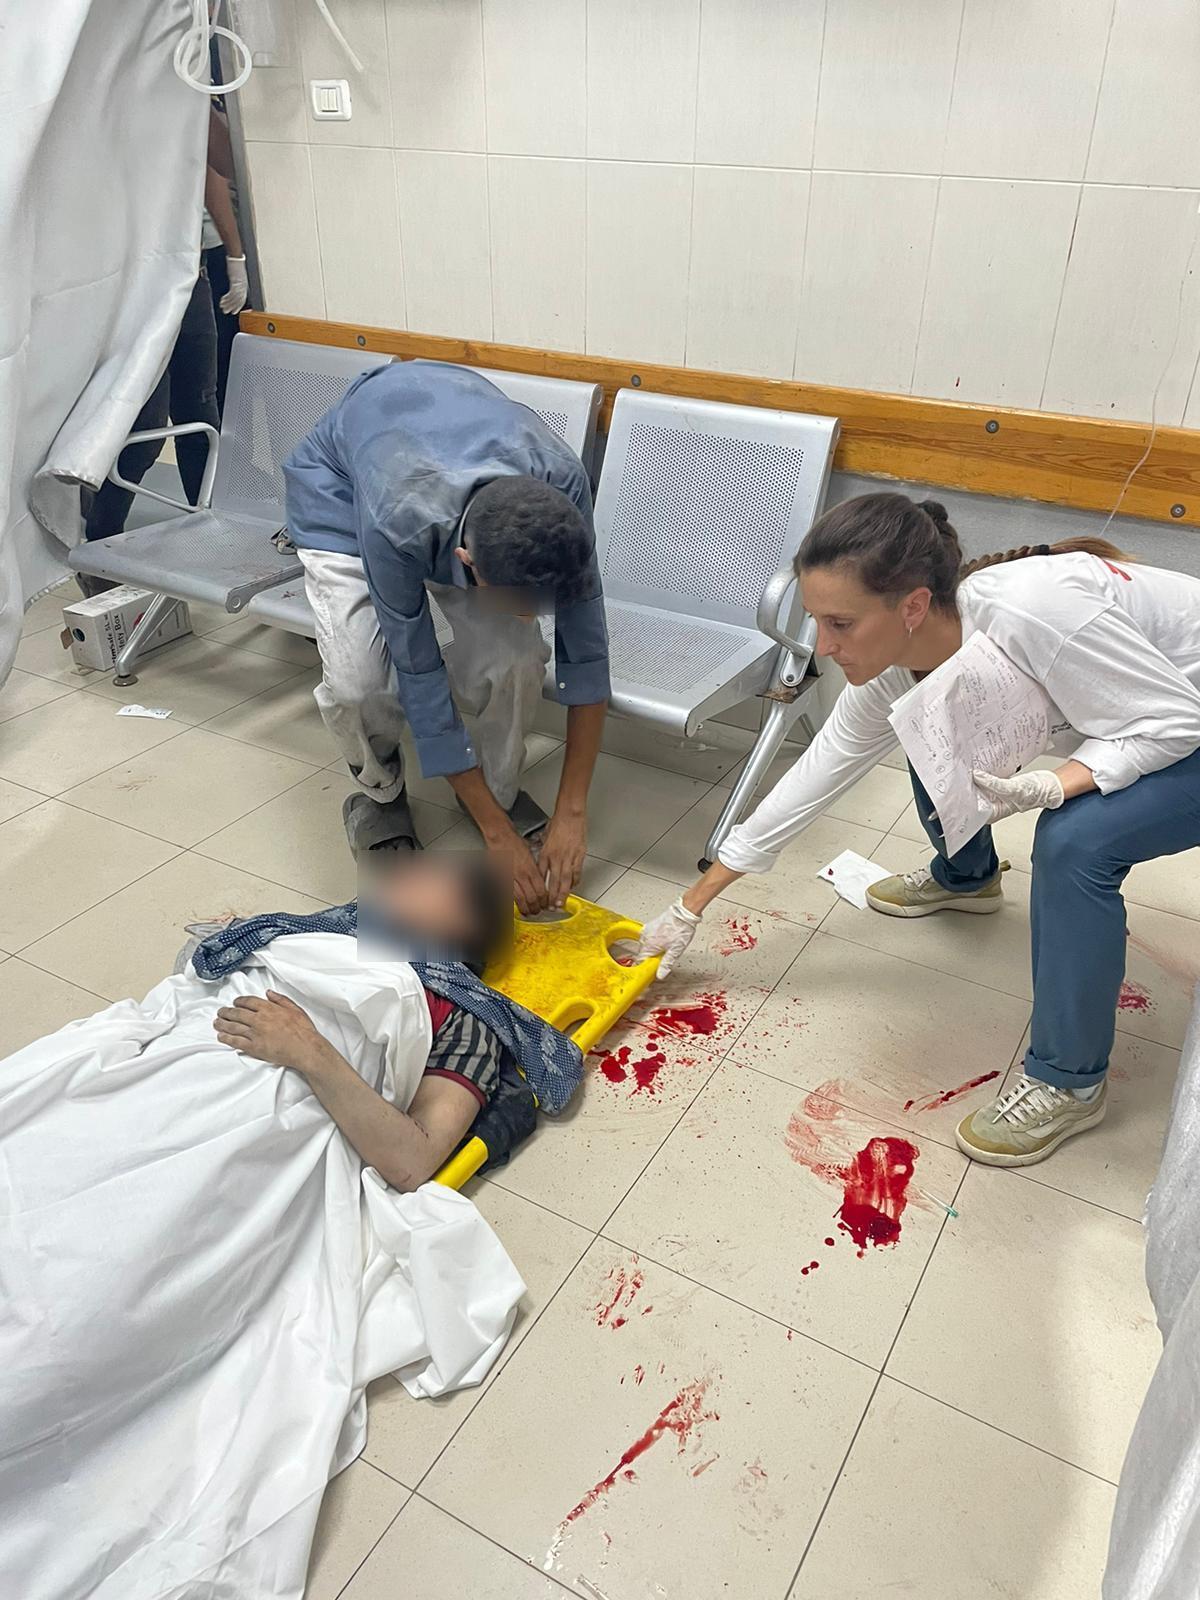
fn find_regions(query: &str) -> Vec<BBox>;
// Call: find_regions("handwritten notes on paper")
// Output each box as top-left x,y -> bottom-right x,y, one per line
888,633 -> 1052,856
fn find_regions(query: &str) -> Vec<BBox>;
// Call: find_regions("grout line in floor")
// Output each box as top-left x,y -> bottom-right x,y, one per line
324,1459 -> 413,1600
410,1231 -> 599,1498
883,1372 -> 1123,1491
409,1491 -> 579,1598
784,1160 -> 970,1594
594,1229 -> 882,1382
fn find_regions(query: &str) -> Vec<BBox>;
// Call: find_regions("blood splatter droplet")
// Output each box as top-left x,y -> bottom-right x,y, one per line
1118,980 -> 1153,1013
562,1377 -> 719,1525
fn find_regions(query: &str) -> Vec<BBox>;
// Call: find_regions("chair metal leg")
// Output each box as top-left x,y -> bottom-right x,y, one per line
699,689 -> 811,869
112,594 -> 181,685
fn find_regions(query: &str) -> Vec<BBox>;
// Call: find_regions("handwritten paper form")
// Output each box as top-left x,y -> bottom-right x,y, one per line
888,633 -> 1052,855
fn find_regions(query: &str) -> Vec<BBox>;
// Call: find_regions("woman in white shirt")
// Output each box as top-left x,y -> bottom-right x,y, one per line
637,493 -> 1200,1167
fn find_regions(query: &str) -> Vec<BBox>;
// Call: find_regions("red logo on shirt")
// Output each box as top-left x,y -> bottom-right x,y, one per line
1103,560 -> 1132,582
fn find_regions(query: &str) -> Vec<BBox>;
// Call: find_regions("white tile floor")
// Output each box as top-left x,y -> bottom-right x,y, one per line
4,584 -> 1191,1598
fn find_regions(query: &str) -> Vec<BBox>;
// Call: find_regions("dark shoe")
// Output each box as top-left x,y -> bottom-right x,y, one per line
342,791 -> 420,858
455,788 -> 549,840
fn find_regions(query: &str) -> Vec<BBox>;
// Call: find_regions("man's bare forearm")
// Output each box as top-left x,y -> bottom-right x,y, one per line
448,764 -> 511,842
556,700 -> 606,815
204,166 -> 243,257
297,1038 -> 460,1191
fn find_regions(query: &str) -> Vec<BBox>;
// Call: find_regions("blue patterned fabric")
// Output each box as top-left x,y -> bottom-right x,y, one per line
189,903 -> 583,1115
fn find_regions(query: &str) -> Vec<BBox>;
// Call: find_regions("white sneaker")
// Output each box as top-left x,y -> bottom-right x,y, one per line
956,1074 -> 1107,1167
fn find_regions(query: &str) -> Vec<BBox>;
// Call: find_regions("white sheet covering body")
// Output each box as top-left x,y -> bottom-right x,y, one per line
1104,985 -> 1200,1598
2,0 -> 207,684
0,934 -> 524,1600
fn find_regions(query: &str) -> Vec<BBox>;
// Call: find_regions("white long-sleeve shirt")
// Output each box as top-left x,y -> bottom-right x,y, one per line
720,552 -> 1200,875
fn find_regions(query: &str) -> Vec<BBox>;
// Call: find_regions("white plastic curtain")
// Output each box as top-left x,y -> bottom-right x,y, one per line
1104,984 -> 1200,1598
0,0 -> 207,685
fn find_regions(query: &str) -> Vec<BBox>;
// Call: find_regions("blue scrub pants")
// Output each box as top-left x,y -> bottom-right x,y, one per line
910,748 -> 1200,1089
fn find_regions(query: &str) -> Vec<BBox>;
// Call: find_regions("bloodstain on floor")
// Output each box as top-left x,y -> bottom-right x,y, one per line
1118,980 -> 1153,1013
902,1069 -> 1001,1114
691,1455 -> 720,1477
715,915 -> 758,956
785,1109 -> 921,1261
593,992 -> 728,1096
647,992 -> 728,1039
836,1137 -> 919,1255
596,1041 -> 669,1094
562,1377 -> 720,1526
595,1263 -> 645,1329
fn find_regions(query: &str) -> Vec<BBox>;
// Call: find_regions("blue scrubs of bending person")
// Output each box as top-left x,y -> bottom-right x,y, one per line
284,361 -> 611,914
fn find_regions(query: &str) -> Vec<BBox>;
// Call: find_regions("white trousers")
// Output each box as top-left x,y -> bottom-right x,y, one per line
298,548 -> 549,810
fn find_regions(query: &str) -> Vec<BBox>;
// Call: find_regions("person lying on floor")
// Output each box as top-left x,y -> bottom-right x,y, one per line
211,853 -> 513,1191
0,851 -> 586,1600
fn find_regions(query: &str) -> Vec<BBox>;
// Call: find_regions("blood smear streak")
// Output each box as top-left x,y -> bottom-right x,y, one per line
715,915 -> 758,955
902,1070 -> 1000,1113
562,1378 -> 719,1525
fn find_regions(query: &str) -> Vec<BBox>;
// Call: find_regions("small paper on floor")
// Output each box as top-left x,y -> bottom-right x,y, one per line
817,849 -> 888,910
116,704 -> 172,720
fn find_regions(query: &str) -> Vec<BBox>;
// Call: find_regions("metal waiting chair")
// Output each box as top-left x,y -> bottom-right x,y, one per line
586,389 -> 839,866
68,334 -> 393,683
243,363 -> 604,644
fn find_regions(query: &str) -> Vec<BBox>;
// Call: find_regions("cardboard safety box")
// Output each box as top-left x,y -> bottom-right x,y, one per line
60,587 -> 191,671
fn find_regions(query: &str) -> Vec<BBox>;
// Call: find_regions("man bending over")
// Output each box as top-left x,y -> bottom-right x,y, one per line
283,361 -> 611,913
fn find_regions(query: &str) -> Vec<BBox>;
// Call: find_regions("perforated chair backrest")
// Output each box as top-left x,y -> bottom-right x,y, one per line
467,366 -> 601,468
213,335 -> 393,519
594,390 -> 839,629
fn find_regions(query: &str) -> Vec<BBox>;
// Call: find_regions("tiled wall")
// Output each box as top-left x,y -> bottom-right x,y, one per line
239,0 -> 1200,425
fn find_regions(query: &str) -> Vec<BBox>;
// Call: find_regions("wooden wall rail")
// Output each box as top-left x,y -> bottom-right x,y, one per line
242,311 -> 1200,528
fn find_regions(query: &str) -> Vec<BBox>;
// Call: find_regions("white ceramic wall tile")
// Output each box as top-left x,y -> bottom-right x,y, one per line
310,146 -> 405,326
814,0 -> 963,174
235,4 -> 306,143
796,172 -> 938,392
387,0 -> 486,151
944,0 -> 1114,181
694,0 -> 822,168
395,152 -> 492,339
1043,185 -> 1200,423
585,162 -> 692,363
686,166 -> 809,379
297,0 -> 391,147
487,157 -> 585,351
1088,0 -> 1200,188
245,142 -> 325,318
912,178 -> 1078,406
482,0 -> 586,157
586,0 -> 701,163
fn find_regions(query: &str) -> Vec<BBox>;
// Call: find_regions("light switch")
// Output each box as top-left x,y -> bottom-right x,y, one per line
309,79 -> 352,120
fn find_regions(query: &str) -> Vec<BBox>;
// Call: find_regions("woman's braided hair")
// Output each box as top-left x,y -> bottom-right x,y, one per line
796,492 -> 1133,611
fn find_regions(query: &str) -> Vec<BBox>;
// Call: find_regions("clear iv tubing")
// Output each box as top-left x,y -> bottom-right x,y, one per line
174,0 -> 253,95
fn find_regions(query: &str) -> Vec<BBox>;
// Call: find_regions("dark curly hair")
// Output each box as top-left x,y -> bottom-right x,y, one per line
797,492 -> 1132,613
464,476 -> 593,601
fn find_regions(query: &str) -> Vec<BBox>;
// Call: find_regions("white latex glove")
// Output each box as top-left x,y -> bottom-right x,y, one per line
973,768 -> 1065,823
636,898 -> 702,979
219,256 -> 249,315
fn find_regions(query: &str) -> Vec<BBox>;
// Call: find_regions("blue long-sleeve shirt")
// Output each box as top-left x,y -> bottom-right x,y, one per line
283,361 -> 610,778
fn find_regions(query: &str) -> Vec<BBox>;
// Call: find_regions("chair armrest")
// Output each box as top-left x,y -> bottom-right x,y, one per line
756,567 -> 815,655
107,422 -> 220,515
